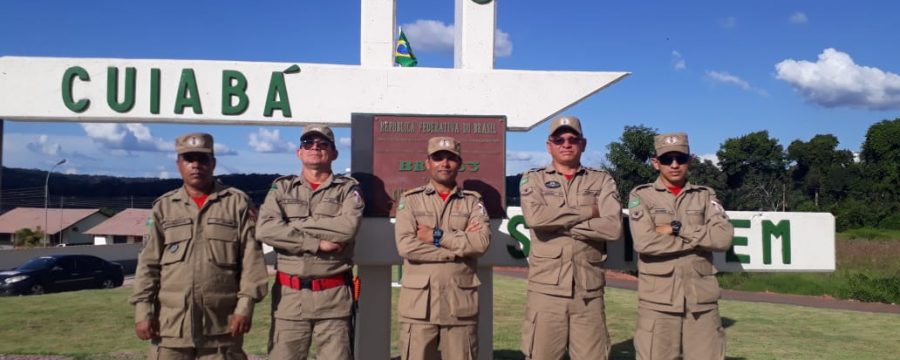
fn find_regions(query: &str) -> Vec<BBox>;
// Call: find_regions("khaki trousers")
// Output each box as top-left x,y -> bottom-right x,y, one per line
268,317 -> 352,360
399,323 -> 477,360
634,307 -> 726,360
149,345 -> 246,360
520,291 -> 611,360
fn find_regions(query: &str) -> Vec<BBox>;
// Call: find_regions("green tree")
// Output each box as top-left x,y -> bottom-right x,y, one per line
689,157 -> 726,193
14,228 -> 44,247
717,131 -> 788,211
786,134 -> 855,209
604,125 -> 658,200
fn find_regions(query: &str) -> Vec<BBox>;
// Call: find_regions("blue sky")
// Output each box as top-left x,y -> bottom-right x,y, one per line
2,1 -> 899,178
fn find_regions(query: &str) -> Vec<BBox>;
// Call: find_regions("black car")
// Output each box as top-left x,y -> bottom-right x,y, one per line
0,254 -> 124,296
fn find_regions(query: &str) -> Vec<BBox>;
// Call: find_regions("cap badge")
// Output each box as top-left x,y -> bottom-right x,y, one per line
440,139 -> 452,147
560,118 -> 570,125
665,136 -> 679,145
188,137 -> 201,146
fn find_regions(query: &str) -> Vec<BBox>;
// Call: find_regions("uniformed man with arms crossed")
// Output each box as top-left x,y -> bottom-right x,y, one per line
395,137 -> 491,360
131,133 -> 269,360
518,116 -> 623,360
628,132 -> 734,360
256,124 -> 364,360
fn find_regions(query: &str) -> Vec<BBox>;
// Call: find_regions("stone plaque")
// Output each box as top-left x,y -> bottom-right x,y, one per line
352,114 -> 506,218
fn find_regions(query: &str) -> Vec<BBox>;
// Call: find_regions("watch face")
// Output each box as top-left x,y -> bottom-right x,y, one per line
433,228 -> 444,238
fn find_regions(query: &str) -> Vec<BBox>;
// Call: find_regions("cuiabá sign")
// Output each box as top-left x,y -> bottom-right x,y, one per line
500,208 -> 835,272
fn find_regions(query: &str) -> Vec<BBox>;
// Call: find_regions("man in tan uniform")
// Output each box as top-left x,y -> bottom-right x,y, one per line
395,137 -> 491,360
519,116 -> 623,360
131,133 -> 269,360
256,124 -> 364,360
629,132 -> 734,360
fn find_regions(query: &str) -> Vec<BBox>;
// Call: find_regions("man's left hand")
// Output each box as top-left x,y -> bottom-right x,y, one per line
416,225 -> 434,244
655,224 -> 673,235
228,314 -> 251,337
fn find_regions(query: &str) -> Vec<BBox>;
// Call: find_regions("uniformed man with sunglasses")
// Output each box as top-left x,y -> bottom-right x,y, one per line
131,133 -> 269,360
256,124 -> 364,360
518,116 -> 623,360
628,132 -> 734,360
394,137 -> 491,360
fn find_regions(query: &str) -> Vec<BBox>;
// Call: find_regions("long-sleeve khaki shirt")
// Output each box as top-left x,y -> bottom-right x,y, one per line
395,183 -> 491,326
130,183 -> 269,348
256,173 -> 363,320
628,178 -> 734,313
519,165 -> 623,299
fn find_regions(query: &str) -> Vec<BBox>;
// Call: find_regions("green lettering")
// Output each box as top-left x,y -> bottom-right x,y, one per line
106,67 -> 136,113
222,70 -> 249,115
467,161 -> 480,172
150,68 -> 161,114
399,161 -> 413,171
762,220 -> 791,265
174,69 -> 202,114
505,215 -> 530,259
726,219 -> 751,263
61,66 -> 90,113
413,161 -> 425,172
263,71 -> 291,117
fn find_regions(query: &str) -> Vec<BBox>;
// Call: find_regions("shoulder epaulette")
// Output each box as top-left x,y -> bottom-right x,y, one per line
461,189 -> 483,199
273,175 -> 296,183
402,186 -> 426,197
153,188 -> 180,206
333,174 -> 359,185
526,167 -> 543,173
633,183 -> 654,191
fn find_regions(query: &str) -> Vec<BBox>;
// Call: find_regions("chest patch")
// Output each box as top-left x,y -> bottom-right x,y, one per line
545,181 -> 561,189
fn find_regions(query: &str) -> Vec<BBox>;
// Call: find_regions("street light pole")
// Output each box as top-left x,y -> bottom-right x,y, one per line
43,159 -> 66,246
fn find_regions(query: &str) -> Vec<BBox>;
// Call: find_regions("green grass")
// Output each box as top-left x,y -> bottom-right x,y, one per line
719,236 -> 900,304
837,227 -> 900,242
2,274 -> 900,359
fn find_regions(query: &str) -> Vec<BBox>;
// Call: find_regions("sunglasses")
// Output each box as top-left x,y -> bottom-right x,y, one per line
429,152 -> 461,162
180,153 -> 213,164
300,139 -> 333,150
548,136 -> 583,146
658,153 -> 690,166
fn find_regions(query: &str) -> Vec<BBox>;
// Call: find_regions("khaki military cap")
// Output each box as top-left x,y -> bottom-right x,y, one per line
175,133 -> 214,155
548,115 -> 583,137
427,137 -> 461,157
654,132 -> 690,155
301,124 -> 335,143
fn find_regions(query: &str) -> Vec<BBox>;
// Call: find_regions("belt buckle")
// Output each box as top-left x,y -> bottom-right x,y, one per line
300,278 -> 313,290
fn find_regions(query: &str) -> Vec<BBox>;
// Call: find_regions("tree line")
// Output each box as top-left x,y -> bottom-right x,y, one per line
604,118 -> 900,232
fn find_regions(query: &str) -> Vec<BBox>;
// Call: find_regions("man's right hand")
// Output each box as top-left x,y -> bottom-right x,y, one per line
135,319 -> 159,340
318,240 -> 343,252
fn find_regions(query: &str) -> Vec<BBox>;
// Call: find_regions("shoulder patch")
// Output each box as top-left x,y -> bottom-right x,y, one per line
519,176 -> 529,186
628,196 -> 641,209
145,216 -> 154,228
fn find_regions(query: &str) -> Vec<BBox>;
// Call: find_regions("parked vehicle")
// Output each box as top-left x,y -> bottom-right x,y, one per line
0,255 -> 124,295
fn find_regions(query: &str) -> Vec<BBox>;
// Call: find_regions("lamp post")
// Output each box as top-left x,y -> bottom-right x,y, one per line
43,159 -> 66,246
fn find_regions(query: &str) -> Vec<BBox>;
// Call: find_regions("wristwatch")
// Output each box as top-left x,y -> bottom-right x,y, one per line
432,228 -> 444,247
670,220 -> 682,236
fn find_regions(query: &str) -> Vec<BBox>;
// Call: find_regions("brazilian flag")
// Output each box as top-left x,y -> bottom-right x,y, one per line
395,29 -> 418,67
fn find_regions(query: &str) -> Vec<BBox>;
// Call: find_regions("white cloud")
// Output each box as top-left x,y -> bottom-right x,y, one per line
789,12 -> 808,24
494,29 -> 513,57
506,151 -> 550,175
81,123 -> 172,152
338,137 -> 352,148
402,19 -> 513,57
705,70 -> 769,96
64,167 -> 78,175
248,128 -> 296,153
719,16 -> 737,29
672,50 -> 686,70
26,134 -> 95,160
214,143 -> 238,156
696,153 -> 720,166
775,48 -> 900,110
158,170 -> 171,179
